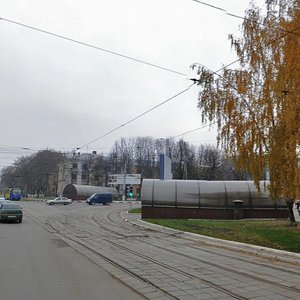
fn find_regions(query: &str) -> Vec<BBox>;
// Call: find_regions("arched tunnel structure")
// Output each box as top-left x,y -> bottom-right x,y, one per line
62,184 -> 119,200
141,179 -> 288,219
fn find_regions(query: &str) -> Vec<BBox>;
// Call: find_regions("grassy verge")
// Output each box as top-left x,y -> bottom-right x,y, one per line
146,219 -> 300,253
128,208 -> 141,214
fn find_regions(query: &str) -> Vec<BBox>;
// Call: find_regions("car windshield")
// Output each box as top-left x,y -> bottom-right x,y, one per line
2,204 -> 21,209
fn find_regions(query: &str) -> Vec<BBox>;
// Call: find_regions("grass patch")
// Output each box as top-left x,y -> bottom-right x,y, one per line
128,208 -> 141,214
147,219 -> 300,253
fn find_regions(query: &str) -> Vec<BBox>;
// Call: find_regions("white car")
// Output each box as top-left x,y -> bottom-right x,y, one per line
46,197 -> 72,205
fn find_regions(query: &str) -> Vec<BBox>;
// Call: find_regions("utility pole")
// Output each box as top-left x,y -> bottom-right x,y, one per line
123,160 -> 127,201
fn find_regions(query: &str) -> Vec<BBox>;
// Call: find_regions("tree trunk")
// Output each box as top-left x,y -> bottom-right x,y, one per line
286,199 -> 297,226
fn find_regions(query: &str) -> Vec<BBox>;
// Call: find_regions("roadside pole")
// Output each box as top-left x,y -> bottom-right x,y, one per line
123,161 -> 127,201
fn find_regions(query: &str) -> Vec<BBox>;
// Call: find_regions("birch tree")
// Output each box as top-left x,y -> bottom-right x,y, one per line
194,0 -> 300,224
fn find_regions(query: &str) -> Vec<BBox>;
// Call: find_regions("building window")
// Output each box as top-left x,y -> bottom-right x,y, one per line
71,173 -> 77,180
72,163 -> 78,169
82,174 -> 87,181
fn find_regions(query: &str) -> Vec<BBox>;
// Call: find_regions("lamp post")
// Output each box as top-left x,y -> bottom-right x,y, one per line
136,146 -> 143,199
123,154 -> 127,201
137,146 -> 142,174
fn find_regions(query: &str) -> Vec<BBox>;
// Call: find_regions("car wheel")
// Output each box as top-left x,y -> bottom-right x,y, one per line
49,202 -> 54,205
19,218 -> 22,223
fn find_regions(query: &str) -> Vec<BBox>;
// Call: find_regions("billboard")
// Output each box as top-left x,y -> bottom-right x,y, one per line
116,174 -> 141,185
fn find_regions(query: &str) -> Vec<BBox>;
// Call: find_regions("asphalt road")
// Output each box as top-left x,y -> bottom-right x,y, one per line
1,201 -> 300,300
0,202 -> 145,300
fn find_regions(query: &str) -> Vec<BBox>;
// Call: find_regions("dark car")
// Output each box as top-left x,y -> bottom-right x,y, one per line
86,193 -> 112,205
0,202 -> 23,223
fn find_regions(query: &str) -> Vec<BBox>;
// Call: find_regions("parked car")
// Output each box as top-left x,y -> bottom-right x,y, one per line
0,202 -> 23,223
86,193 -> 112,205
46,197 -> 72,205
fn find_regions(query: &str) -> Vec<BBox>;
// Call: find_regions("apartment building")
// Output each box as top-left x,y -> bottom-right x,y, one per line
57,151 -> 105,195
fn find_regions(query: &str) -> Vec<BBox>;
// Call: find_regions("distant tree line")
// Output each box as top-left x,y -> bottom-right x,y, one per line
1,150 -> 64,197
0,137 -> 250,196
107,137 -> 249,181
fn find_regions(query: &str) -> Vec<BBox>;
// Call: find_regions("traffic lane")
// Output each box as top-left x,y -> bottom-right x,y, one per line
0,213 -> 146,300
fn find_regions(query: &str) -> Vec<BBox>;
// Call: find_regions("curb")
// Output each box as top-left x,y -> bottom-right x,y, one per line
113,201 -> 141,204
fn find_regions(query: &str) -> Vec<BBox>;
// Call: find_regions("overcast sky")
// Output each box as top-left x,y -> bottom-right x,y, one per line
0,0 -> 265,169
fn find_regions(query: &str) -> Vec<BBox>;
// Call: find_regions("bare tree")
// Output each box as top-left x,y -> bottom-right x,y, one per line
1,150 -> 64,196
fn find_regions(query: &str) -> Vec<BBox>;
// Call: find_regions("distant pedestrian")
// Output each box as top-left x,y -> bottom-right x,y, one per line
296,200 -> 300,216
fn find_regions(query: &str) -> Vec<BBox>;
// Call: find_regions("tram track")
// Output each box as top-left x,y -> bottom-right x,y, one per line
96,209 -> 300,276
91,209 -> 300,293
45,214 -> 247,300
23,202 -> 300,300
48,209 -> 300,298
44,216 -> 182,299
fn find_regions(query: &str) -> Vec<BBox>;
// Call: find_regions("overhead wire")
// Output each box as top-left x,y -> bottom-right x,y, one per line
183,26 -> 300,145
191,0 -> 300,121
75,0 -> 275,149
0,79 -> 197,159
0,17 -> 193,161
1,3 -> 299,155
216,25 -> 300,73
169,1 -> 300,141
192,0 -> 300,36
192,0 -> 226,12
192,0 -> 300,88
170,122 -> 215,139
0,146 -> 35,170
0,144 -> 36,151
0,17 -> 187,77
78,82 -> 196,150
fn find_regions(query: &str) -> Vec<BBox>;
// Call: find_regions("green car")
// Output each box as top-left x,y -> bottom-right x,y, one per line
0,202 -> 23,223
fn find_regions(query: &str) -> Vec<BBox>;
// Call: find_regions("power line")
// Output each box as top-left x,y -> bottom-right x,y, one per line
191,0 -> 300,87
0,17 -> 187,77
170,19 -> 300,140
189,27 -> 300,140
190,5 -> 300,76
78,82 -> 196,150
186,19 -> 300,152
170,122 -> 216,139
192,0 -> 300,74
193,0 -> 226,12
0,144 -> 35,151
2,6 -> 297,155
215,24 -> 300,72
193,0 -> 299,36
